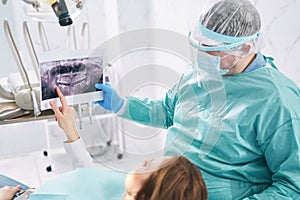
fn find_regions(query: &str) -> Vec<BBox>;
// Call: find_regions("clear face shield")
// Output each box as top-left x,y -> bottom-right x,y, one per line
189,0 -> 262,75
189,22 -> 261,77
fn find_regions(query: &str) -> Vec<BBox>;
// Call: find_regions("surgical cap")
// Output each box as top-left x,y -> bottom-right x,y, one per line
189,0 -> 264,55
200,0 -> 261,37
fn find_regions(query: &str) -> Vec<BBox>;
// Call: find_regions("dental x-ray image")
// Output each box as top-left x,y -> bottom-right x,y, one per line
39,51 -> 104,110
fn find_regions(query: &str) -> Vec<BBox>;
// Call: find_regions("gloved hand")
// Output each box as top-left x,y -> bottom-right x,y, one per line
95,83 -> 124,113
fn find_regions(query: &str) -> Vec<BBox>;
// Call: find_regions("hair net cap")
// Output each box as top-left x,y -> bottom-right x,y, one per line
189,0 -> 264,55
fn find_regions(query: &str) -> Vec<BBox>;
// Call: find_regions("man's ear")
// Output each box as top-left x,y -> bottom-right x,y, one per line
240,43 -> 252,56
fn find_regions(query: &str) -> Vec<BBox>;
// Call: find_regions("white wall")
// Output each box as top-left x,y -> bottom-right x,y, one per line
0,0 -> 299,158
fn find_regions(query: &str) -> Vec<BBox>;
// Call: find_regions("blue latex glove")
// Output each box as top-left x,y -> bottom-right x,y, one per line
95,83 -> 124,113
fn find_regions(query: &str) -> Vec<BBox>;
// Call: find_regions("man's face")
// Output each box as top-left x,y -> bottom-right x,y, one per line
206,51 -> 239,70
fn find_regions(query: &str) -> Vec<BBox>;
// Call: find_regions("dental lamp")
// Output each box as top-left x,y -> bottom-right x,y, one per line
50,0 -> 73,26
1,0 -> 84,26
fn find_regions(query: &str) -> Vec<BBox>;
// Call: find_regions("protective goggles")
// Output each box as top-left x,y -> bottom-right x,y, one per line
189,22 -> 260,52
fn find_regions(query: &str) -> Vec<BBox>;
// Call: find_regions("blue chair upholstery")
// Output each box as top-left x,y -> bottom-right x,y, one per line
30,168 -> 126,200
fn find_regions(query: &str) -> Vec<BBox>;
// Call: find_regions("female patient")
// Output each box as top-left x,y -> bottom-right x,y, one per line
0,87 -> 207,200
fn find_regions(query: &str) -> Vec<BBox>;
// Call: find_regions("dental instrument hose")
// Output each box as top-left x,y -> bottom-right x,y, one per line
3,20 -> 41,117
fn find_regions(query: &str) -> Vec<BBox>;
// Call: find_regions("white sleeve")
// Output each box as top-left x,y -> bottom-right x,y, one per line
63,138 -> 95,169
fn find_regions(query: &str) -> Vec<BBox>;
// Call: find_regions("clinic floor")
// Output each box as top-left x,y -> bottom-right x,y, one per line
0,145 -> 141,189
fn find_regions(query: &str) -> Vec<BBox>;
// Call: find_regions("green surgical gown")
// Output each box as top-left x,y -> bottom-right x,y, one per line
119,57 -> 300,199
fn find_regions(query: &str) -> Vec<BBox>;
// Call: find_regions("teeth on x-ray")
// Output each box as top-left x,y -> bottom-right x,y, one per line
41,57 -> 103,100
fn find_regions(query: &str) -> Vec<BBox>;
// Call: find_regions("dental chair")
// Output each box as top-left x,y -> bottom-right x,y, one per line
0,168 -> 125,200
30,168 -> 125,200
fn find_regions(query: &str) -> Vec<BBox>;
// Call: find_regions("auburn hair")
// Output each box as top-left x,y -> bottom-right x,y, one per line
135,156 -> 208,200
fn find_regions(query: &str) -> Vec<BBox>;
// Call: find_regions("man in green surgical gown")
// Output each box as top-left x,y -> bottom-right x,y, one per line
95,0 -> 300,199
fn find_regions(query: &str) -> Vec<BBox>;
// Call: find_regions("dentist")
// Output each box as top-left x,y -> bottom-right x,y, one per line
95,0 -> 300,199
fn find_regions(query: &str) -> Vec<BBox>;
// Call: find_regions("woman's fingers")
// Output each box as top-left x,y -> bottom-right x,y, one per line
12,185 -> 21,192
50,87 -> 68,118
50,101 -> 61,115
55,87 -> 68,108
